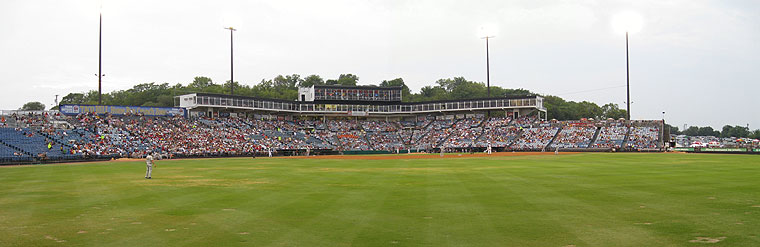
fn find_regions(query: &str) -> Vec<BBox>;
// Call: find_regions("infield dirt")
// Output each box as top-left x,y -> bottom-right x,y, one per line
281,151 -> 580,160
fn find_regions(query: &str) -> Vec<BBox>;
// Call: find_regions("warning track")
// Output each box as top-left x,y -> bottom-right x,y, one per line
280,152 -> 580,160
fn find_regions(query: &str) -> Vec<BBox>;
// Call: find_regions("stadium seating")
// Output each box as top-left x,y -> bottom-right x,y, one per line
550,125 -> 598,149
511,127 -> 560,151
440,117 -> 484,148
0,128 -> 73,161
627,126 -> 660,149
0,112 -> 665,163
594,125 -> 628,148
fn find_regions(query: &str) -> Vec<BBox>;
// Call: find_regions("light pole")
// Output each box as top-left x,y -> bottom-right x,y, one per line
225,27 -> 236,95
479,24 -> 497,117
478,24 -> 497,98
612,11 -> 642,120
626,31 -> 630,120
483,36 -> 494,98
97,10 -> 104,105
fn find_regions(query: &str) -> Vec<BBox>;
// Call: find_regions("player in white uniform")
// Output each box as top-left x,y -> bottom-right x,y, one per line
145,153 -> 155,179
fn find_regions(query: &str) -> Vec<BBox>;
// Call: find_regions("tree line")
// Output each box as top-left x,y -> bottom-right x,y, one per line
51,74 -> 630,121
666,124 -> 760,139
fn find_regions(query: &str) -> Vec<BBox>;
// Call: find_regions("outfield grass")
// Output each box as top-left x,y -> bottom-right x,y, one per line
1,153 -> 759,246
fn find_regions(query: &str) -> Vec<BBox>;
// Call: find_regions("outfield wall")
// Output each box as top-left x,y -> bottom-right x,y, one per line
674,147 -> 760,154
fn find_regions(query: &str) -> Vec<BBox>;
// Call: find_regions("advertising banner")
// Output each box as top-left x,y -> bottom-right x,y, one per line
673,147 -> 694,152
347,111 -> 368,116
60,104 -> 185,117
701,148 -> 747,152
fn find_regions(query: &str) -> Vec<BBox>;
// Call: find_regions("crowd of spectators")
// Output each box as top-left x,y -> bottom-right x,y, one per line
328,120 -> 360,132
484,117 -> 512,128
551,125 -> 597,149
12,112 -> 58,129
511,127 -> 559,150
415,119 -> 457,149
335,130 -> 371,151
511,116 -> 538,126
361,121 -> 400,132
367,132 -> 404,151
0,113 -> 669,162
440,118 -> 484,148
627,126 -> 660,149
474,117 -> 517,147
474,126 -> 520,147
593,126 -> 628,148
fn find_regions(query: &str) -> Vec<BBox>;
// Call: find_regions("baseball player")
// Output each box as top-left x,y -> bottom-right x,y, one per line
145,152 -> 156,179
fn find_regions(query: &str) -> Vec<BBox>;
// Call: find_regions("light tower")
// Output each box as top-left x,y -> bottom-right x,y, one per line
224,26 -> 236,95
612,11 -> 643,120
478,24 -> 498,98
97,7 -> 104,105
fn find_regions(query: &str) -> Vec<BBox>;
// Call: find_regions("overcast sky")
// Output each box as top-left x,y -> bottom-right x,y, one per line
1,0 -> 758,129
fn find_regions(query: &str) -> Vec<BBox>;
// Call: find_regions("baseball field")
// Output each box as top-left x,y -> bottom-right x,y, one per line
1,152 -> 759,246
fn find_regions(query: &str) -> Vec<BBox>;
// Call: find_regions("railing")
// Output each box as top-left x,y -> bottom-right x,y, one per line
189,95 -> 544,114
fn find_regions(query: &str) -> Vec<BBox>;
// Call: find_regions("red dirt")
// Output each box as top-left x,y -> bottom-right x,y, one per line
280,152 -> 580,160
2,152 -> 580,167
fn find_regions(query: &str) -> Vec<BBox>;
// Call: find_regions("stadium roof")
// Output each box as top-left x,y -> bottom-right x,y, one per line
192,92 -> 540,105
312,85 -> 403,90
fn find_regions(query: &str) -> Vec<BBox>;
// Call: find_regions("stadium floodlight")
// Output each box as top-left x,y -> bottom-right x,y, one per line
222,16 -> 240,96
612,11 -> 643,120
224,26 -> 236,95
97,4 -> 104,105
479,24 -> 498,99
611,11 -> 643,35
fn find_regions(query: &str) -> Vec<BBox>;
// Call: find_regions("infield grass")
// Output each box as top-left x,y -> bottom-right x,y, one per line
1,153 -> 759,246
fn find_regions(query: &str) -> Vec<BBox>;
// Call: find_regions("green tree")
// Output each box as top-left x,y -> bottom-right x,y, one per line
252,79 -> 277,99
419,86 -> 448,101
600,103 -> 627,119
665,124 -> 681,135
750,130 -> 760,139
222,80 -> 242,94
682,126 -> 699,136
336,74 -> 359,86
543,95 -> 571,120
299,75 -> 324,87
500,88 -> 533,97
83,90 -> 103,104
697,126 -> 720,137
570,101 -> 602,119
59,93 -> 86,105
156,95 -> 174,107
720,125 -> 750,138
188,76 -> 214,89
450,81 -> 487,100
435,77 -> 468,93
430,77 -> 494,100
20,101 -> 46,111
273,74 -> 301,89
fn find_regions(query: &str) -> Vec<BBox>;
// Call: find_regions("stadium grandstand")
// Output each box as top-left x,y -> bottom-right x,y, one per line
0,85 -> 666,165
